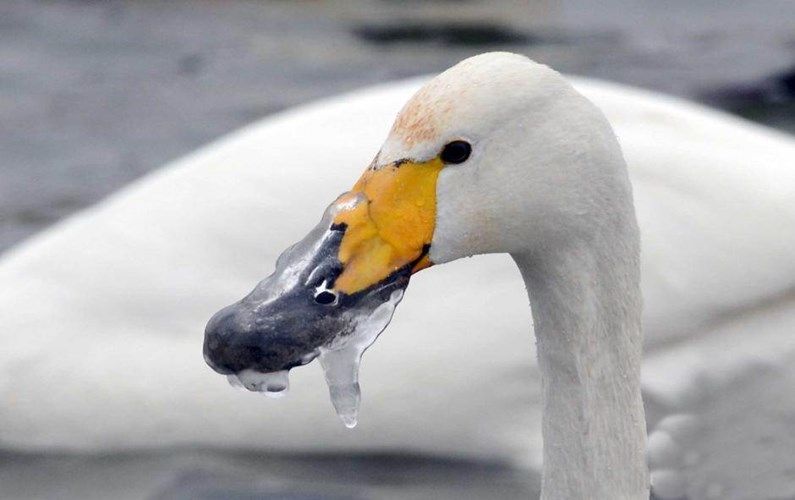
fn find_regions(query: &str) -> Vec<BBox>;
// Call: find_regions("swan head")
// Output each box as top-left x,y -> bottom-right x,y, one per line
204,52 -> 629,387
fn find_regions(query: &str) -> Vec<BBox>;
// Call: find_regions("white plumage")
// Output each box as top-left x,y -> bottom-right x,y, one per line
0,70 -> 793,493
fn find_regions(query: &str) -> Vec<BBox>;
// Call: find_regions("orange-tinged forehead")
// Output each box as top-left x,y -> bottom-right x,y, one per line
326,56 -> 514,294
389,82 -> 459,148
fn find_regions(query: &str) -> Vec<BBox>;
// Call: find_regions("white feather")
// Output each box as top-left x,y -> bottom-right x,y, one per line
0,66 -> 793,489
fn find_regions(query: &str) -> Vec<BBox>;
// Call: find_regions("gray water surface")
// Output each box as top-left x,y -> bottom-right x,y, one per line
1,0 -> 793,252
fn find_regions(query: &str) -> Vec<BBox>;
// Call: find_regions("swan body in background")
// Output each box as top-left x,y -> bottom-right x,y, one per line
1,54 -> 794,497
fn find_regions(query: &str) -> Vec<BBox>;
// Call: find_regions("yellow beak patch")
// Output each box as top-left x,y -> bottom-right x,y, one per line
331,158 -> 444,294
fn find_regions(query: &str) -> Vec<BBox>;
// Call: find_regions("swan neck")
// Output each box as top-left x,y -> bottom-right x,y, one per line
513,232 -> 649,499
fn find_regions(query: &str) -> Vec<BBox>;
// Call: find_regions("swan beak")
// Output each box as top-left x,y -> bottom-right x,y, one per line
329,157 -> 444,294
203,157 -> 444,376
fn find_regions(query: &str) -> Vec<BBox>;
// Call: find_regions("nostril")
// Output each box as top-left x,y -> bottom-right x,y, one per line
314,290 -> 338,305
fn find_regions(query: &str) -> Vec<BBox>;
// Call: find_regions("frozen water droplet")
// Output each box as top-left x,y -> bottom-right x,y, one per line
320,347 -> 362,428
340,414 -> 358,429
319,289 -> 404,428
264,388 -> 288,399
236,369 -> 290,396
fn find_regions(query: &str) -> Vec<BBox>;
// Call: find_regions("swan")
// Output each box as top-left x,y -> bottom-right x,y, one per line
205,52 -> 648,499
1,52 -> 794,498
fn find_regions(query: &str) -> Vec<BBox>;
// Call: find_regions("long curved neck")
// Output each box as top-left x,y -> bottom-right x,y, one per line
513,220 -> 649,499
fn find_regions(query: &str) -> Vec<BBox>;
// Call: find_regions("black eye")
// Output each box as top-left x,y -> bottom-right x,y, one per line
314,290 -> 338,305
440,140 -> 471,164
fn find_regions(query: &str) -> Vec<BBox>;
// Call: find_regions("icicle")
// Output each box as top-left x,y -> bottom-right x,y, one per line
318,289 -> 404,428
319,347 -> 361,428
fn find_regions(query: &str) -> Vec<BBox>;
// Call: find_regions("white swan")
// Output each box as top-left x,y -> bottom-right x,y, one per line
1,52 -> 794,497
203,52 -> 649,499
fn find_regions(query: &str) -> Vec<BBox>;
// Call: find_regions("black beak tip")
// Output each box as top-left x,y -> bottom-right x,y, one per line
203,301 -> 311,375
203,305 -> 242,375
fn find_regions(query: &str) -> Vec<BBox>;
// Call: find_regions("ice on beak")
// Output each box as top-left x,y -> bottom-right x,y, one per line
318,288 -> 404,428
227,370 -> 290,398
205,192 -> 410,428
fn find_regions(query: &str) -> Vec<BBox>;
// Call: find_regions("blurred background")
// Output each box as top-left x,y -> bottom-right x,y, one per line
1,1 -> 793,499
2,0 -> 794,253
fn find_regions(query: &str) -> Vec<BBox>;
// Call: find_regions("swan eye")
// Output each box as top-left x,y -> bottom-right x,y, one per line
314,290 -> 338,306
440,140 -> 471,164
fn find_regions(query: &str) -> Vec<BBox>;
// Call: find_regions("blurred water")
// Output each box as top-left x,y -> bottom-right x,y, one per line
0,450 -> 539,500
0,0 -> 793,253
0,1 -> 794,499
